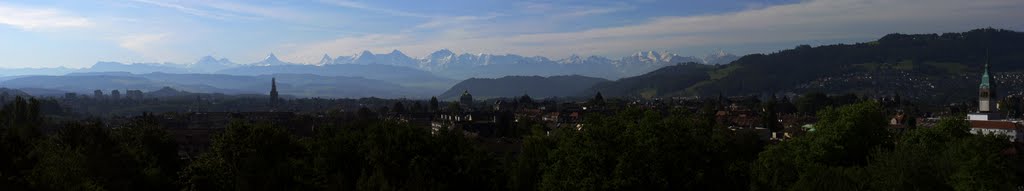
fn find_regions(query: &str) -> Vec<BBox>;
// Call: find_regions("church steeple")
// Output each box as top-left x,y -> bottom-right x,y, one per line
270,77 -> 279,105
979,54 -> 996,113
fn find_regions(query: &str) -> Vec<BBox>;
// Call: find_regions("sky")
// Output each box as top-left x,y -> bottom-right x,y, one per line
0,0 -> 1022,68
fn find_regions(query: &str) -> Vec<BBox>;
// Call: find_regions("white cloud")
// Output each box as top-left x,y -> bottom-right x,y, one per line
415,14 -> 498,29
129,0 -> 308,21
557,5 -> 632,18
0,4 -> 92,30
283,34 -> 415,62
286,0 -> 1024,62
202,1 -> 309,21
318,0 -> 430,18
118,33 -> 172,59
128,0 -> 242,20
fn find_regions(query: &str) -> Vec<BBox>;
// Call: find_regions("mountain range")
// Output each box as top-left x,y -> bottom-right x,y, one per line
1,28 -> 1018,102
0,49 -> 733,98
325,49 -> 737,79
0,50 -> 735,80
429,28 -> 1024,104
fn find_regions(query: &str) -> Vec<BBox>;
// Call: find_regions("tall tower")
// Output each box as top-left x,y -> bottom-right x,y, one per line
460,90 -> 473,107
270,77 -> 279,105
979,57 -> 996,113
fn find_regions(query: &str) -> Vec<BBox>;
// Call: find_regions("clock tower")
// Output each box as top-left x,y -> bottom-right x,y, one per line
979,59 -> 996,113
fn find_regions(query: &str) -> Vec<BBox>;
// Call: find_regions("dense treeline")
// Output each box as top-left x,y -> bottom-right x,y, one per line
753,102 -> 1021,190
0,96 -> 1019,190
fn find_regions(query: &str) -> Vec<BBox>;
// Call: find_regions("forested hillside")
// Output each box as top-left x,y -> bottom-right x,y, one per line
441,75 -> 609,99
591,28 -> 1024,103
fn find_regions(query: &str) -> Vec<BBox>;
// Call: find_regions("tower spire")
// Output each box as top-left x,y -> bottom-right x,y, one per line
978,51 -> 996,113
270,77 -> 279,105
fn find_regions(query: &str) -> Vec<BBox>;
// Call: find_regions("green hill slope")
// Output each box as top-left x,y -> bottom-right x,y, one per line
593,28 -> 1024,103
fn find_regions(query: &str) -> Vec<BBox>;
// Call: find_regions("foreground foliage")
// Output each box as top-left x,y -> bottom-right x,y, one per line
0,97 -> 1019,190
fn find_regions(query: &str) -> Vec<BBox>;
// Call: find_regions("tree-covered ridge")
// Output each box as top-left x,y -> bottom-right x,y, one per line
592,28 -> 1024,102
587,62 -> 715,98
440,75 -> 609,100
700,28 -> 1023,95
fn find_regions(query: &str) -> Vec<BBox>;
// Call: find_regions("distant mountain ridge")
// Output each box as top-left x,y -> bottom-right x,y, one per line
328,49 -> 736,79
0,72 -> 437,98
439,75 -> 609,100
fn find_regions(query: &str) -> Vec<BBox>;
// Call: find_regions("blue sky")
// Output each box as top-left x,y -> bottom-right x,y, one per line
0,0 -> 1022,68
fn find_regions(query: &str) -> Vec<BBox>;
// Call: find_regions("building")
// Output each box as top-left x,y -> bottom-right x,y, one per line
970,58 -> 1000,120
94,89 -> 104,99
969,120 -> 1024,142
64,93 -> 78,100
111,90 -> 121,100
270,77 -> 279,105
126,90 -> 144,100
460,90 -> 473,108
966,58 -> 1023,142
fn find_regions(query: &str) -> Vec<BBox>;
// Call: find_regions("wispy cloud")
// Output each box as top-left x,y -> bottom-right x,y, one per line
128,0 -> 245,20
285,0 -> 1024,62
318,0 -> 430,18
415,14 -> 499,29
557,5 -> 633,18
0,4 -> 92,30
283,34 -> 414,62
203,1 -> 310,21
129,0 -> 308,21
118,33 -> 172,59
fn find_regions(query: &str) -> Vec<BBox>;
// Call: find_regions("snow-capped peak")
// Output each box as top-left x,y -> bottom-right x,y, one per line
265,53 -> 280,62
429,49 -> 455,58
559,54 -> 585,64
389,49 -> 405,56
196,56 -> 219,64
701,50 -> 739,65
189,55 -> 235,73
355,50 -> 374,58
251,53 -> 291,66
318,54 -> 334,65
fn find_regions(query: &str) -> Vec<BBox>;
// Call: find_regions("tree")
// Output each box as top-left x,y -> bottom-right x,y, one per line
0,97 -> 43,189
447,102 -> 462,113
354,121 -> 503,190
537,108 -> 762,190
429,97 -> 439,112
519,94 -> 534,108
29,121 -> 148,190
591,92 -> 605,106
752,102 -> 1024,190
752,102 -> 889,190
180,122 -> 312,191
411,101 -> 424,113
392,102 -> 406,114
511,133 -> 556,191
762,95 -> 781,132
795,92 -> 830,114
111,115 -> 182,191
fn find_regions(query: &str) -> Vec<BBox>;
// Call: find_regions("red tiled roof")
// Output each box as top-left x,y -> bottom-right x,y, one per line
970,120 -> 1020,130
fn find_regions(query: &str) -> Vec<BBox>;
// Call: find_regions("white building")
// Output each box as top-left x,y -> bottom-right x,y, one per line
967,59 -> 1023,142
